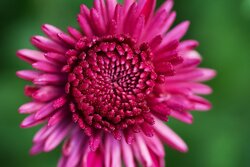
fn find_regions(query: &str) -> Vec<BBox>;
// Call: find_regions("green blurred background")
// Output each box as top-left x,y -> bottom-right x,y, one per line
0,0 -> 250,166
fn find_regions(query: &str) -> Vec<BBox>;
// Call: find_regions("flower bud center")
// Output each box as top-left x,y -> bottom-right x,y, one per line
64,35 -> 157,136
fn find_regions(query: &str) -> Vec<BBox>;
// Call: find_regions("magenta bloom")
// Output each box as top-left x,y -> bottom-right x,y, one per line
17,0 -> 215,166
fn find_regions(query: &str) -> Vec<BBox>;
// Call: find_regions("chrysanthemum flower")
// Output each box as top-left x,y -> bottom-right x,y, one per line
17,0 -> 215,166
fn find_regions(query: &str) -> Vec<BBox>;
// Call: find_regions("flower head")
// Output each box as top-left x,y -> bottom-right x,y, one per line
17,0 -> 216,166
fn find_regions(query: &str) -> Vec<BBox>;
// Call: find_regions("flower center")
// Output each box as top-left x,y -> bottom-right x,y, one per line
64,35 -> 157,137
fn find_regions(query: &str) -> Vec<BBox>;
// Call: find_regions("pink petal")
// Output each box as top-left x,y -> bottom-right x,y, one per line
154,40 -> 179,59
142,8 -> 175,41
42,24 -> 64,43
33,124 -> 57,142
62,128 -> 83,156
32,61 -> 61,73
44,122 -> 71,152
124,128 -> 135,144
159,11 -> 176,34
123,0 -> 135,13
106,0 -> 117,20
135,134 -> 153,167
113,4 -> 123,34
195,68 -> 217,82
57,156 -> 67,167
34,101 -> 57,120
85,150 -> 103,167
110,138 -> 122,167
58,32 -> 77,46
67,26 -> 83,40
189,95 -> 212,111
44,52 -> 67,64
170,110 -> 193,124
20,114 -> 44,128
123,3 -> 139,35
132,15 -> 145,40
154,119 -> 188,152
167,68 -> 216,82
80,4 -> 90,15
157,0 -> 174,16
64,143 -> 83,167
104,136 -> 112,167
89,132 -> 101,151
30,141 -> 44,155
17,49 -> 48,64
33,74 -> 67,85
179,40 -> 199,51
162,21 -> 190,45
140,0 -> 156,22
18,102 -> 44,114
78,14 -> 93,37
16,70 -> 41,81
93,0 -> 108,25
167,82 -> 212,95
149,35 -> 163,51
121,138 -> 136,167
140,122 -> 154,137
143,135 -> 165,157
32,86 -> 63,102
53,96 -> 68,109
90,8 -> 106,35
48,108 -> 67,127
149,149 -> 164,167
177,52 -> 201,69
31,36 -> 67,53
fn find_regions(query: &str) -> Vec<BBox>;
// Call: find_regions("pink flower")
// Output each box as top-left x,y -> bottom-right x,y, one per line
17,0 -> 216,166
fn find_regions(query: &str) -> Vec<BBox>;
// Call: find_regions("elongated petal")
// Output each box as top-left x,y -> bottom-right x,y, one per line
140,0 -> 156,22
35,101 -> 57,120
78,14 -> 93,37
32,61 -> 61,73
19,102 -> 44,114
44,123 -> 71,152
170,110 -> 193,124
121,138 -> 136,167
33,74 -> 67,85
16,70 -> 41,81
21,114 -> 44,128
17,49 -> 48,64
162,21 -> 190,45
31,36 -> 67,53
44,52 -> 67,64
135,134 -> 153,167
42,24 -> 64,43
58,33 -> 77,46
154,119 -> 188,152
67,26 -> 83,40
110,139 -> 122,167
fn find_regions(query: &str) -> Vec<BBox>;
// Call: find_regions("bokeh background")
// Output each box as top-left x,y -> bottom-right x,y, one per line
0,0 -> 250,166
